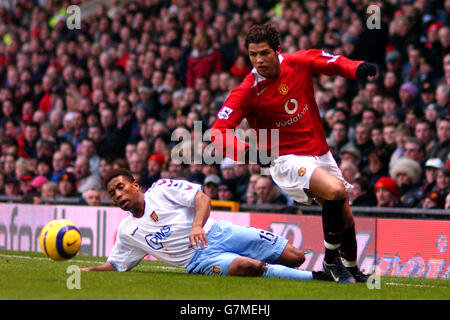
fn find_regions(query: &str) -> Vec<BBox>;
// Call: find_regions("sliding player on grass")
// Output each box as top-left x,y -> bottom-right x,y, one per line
81,168 -> 331,282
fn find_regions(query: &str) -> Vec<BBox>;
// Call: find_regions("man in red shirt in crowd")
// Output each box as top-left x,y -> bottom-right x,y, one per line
211,23 -> 377,283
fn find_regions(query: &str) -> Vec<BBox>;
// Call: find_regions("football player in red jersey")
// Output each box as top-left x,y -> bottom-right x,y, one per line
211,24 -> 377,283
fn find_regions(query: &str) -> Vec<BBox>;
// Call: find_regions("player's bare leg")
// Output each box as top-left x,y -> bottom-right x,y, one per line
227,256 -> 331,281
276,243 -> 305,267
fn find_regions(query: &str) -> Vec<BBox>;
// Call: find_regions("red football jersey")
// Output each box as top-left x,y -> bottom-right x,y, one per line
211,49 -> 363,161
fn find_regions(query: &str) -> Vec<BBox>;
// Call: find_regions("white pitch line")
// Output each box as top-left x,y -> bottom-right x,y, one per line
385,282 -> 437,288
0,253 -> 182,272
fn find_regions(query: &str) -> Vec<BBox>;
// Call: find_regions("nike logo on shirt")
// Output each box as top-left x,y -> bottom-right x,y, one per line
257,88 -> 266,96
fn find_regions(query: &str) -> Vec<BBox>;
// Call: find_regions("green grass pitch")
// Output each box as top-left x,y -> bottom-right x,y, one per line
1,250 -> 449,300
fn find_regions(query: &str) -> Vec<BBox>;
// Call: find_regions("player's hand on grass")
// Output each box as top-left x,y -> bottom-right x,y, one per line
356,62 -> 377,80
189,226 -> 208,249
80,267 -> 91,272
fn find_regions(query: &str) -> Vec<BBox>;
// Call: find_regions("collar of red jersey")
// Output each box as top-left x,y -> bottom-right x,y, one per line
251,54 -> 284,87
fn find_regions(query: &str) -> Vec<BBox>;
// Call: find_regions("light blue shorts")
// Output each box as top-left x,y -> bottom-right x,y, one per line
186,221 -> 287,275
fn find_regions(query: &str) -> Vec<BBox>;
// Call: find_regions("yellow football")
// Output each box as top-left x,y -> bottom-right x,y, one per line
39,219 -> 82,261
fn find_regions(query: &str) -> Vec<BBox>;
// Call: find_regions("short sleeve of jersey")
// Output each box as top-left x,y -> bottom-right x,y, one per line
107,228 -> 147,272
151,179 -> 202,208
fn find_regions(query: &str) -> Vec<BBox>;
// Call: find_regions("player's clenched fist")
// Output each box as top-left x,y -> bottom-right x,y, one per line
356,62 -> 377,80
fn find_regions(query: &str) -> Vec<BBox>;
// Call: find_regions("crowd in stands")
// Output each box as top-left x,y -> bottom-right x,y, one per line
0,0 -> 448,210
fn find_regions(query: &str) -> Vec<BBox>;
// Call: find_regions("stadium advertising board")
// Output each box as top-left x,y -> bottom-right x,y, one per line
376,219 -> 450,279
247,213 -> 377,274
0,203 -> 448,279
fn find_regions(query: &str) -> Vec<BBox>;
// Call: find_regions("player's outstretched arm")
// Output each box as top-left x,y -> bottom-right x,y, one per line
189,191 -> 211,249
80,261 -> 116,272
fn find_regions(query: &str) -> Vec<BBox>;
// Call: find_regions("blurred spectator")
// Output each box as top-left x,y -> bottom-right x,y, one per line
36,138 -> 56,160
18,121 -> 40,159
374,177 -> 399,208
385,50 -> 402,73
421,191 -> 444,209
30,175 -> 48,195
125,143 -> 137,163
64,111 -> 87,149
220,157 -> 235,181
419,80 -> 436,108
50,151 -> 67,183
348,176 -> 376,207
57,172 -> 79,198
167,159 -> 189,179
79,138 -> 100,176
39,181 -> 59,203
2,153 -> 16,178
244,173 -> 261,205
339,146 -> 362,170
433,167 -> 450,199
81,188 -> 102,206
4,175 -> 21,197
414,120 -> 438,160
354,123 -> 374,169
203,174 -> 221,200
128,151 -> 147,185
390,157 -> 423,208
136,140 -> 151,164
233,163 -> 250,202
366,148 -> 390,190
36,156 -> 52,179
435,84 -> 449,111
73,155 -> 102,194
389,124 -> 411,169
399,82 -> 420,110
430,118 -> 450,163
421,158 -> 444,195
403,137 -> 426,166
218,180 -> 237,202
329,120 -> 353,151
255,176 -> 288,205
186,31 -> 225,87
370,124 -> 385,150
339,160 -> 360,183
59,140 -> 76,164
19,172 -> 36,202
141,153 -> 165,189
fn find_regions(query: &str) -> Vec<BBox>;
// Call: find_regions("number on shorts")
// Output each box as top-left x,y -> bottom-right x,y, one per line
259,230 -> 275,243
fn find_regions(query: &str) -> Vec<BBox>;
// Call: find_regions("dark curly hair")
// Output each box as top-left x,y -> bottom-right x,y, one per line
103,168 -> 135,190
245,23 -> 280,52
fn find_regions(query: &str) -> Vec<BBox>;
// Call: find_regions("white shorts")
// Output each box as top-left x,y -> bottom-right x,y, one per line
269,151 -> 352,205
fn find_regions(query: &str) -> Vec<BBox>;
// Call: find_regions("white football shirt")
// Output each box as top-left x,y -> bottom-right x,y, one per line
107,179 -> 216,272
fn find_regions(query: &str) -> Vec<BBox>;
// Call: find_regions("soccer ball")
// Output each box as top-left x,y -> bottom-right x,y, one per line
40,219 -> 82,261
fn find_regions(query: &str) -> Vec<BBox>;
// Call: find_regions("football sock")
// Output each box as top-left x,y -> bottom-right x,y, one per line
322,199 -> 345,264
262,264 -> 313,280
339,224 -> 357,268
324,242 -> 340,263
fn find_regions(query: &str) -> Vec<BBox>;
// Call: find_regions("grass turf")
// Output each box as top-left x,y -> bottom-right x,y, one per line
1,250 -> 449,300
